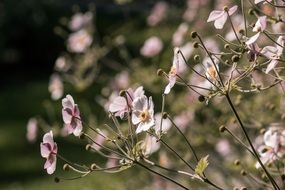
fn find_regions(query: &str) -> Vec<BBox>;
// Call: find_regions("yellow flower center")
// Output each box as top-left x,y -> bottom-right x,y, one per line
169,66 -> 177,76
207,66 -> 217,80
139,110 -> 150,122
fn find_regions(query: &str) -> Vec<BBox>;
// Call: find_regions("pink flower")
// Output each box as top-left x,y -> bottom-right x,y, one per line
246,16 -> 267,45
147,2 -> 168,26
67,29 -> 93,53
26,117 -> 38,143
207,5 -> 238,29
109,86 -> 145,119
164,47 -> 180,94
172,23 -> 189,46
48,74 -> 63,100
260,36 -> 284,73
215,139 -> 231,156
54,56 -> 70,72
62,94 -> 82,136
256,128 -> 285,168
140,36 -> 163,57
69,12 -> 93,31
40,131 -> 57,174
132,95 -> 155,134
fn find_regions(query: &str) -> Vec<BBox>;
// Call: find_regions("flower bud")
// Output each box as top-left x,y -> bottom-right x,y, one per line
157,69 -> 163,76
63,164 -> 70,171
239,29 -> 245,35
231,55 -> 240,62
190,31 -> 197,39
240,170 -> 247,176
219,125 -> 226,133
198,95 -> 205,102
223,6 -> 229,12
162,112 -> 168,119
193,42 -> 199,48
119,90 -> 126,97
234,160 -> 240,166
224,44 -> 230,49
194,55 -> 200,62
85,144 -> 92,151
54,177 -> 60,183
91,163 -> 97,170
281,174 -> 285,181
260,128 -> 266,134
248,9 -> 254,15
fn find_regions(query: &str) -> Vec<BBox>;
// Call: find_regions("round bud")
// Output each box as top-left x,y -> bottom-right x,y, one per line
239,29 -> 245,35
234,160 -> 240,166
119,90 -> 126,97
231,55 -> 240,62
157,69 -> 163,76
281,174 -> 285,181
190,31 -> 197,39
198,95 -> 205,102
223,6 -> 229,12
54,177 -> 60,183
194,55 -> 200,62
162,112 -> 168,119
117,136 -> 121,140
79,132 -> 85,139
63,164 -> 70,171
240,187 -> 247,190
248,9 -> 254,15
219,125 -> 226,133
91,163 -> 97,170
224,44 -> 230,49
240,170 -> 247,176
193,42 -> 199,48
85,144 -> 92,151
261,147 -> 268,153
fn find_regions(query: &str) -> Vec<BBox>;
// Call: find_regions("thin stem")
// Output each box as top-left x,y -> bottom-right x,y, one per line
166,114 -> 199,162
241,0 -> 248,36
159,94 -> 166,137
160,138 -> 195,171
135,161 -> 191,190
225,93 -> 280,190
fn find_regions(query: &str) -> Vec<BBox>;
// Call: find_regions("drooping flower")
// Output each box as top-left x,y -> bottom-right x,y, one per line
207,5 -> 238,29
69,12 -> 93,31
48,74 -> 63,100
260,36 -> 284,73
164,47 -> 180,94
147,1 -> 168,26
40,131 -> 58,174
67,29 -> 93,53
62,94 -> 82,136
109,86 -> 145,119
132,95 -> 155,134
26,117 -> 38,143
140,36 -> 163,57
256,128 -> 285,168
246,16 -> 267,45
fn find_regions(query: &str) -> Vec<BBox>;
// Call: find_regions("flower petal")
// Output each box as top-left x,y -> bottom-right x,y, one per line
228,5 -> 238,16
246,32 -> 260,45
265,60 -> 278,73
207,10 -> 224,22
214,12 -> 227,29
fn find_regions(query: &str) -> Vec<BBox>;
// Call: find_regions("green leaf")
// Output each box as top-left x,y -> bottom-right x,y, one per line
195,155 -> 209,176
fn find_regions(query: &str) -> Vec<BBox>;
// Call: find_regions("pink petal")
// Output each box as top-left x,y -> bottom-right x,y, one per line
62,109 -> 73,124
62,94 -> 75,109
133,86 -> 145,99
164,76 -> 176,94
228,5 -> 238,15
73,120 -> 83,136
109,96 -> 127,112
265,60 -> 278,73
261,46 -> 278,59
276,36 -> 284,54
214,13 -> 227,29
46,155 -> 57,174
207,10 -> 224,22
246,32 -> 260,45
132,110 -> 141,125
74,105 -> 81,118
259,16 -> 267,31
40,143 -> 50,158
43,131 -> 54,145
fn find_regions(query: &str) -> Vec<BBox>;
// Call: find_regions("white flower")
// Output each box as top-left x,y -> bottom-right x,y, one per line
246,16 -> 267,45
132,95 -> 155,134
207,5 -> 238,29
